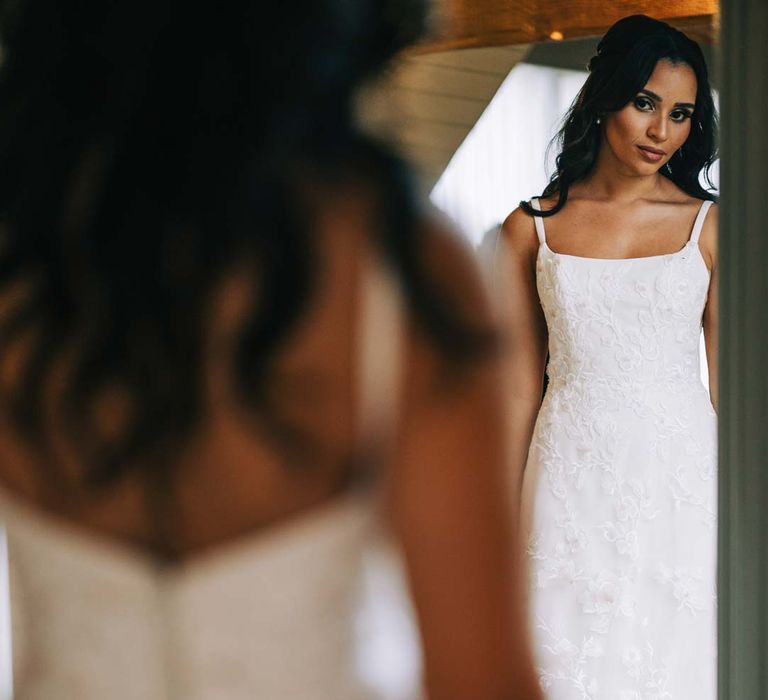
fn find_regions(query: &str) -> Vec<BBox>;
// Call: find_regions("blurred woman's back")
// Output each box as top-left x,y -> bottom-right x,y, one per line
0,1 -> 542,698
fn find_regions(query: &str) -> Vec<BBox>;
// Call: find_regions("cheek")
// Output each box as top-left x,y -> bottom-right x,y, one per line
605,110 -> 643,148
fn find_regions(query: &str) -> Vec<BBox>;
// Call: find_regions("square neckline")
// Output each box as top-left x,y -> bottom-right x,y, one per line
537,236 -> 711,280
531,197 -> 713,265
540,238 -> 694,263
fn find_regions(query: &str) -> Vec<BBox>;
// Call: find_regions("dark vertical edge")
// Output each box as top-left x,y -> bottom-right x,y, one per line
719,0 -> 768,698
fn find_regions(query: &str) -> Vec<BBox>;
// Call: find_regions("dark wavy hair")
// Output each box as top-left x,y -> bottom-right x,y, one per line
0,0 -> 491,485
521,14 -> 718,217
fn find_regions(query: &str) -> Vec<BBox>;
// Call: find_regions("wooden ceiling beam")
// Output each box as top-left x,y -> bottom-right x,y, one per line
412,0 -> 718,53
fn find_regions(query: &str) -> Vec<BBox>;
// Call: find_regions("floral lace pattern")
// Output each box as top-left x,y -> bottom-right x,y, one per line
523,201 -> 717,699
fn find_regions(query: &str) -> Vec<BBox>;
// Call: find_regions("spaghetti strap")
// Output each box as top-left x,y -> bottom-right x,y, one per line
689,200 -> 714,245
530,198 -> 547,245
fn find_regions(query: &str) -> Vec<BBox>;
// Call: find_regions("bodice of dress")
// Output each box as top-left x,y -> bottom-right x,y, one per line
533,199 -> 713,397
2,490 -> 379,700
522,199 -> 718,699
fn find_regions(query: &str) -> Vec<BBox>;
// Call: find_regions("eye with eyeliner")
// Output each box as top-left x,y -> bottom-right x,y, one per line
633,95 -> 693,122
633,95 -> 654,111
670,109 -> 693,122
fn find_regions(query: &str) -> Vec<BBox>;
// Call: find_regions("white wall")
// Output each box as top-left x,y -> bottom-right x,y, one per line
430,62 -> 588,246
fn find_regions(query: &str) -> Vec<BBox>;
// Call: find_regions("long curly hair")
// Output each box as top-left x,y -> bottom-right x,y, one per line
0,0 -> 492,485
521,14 -> 718,217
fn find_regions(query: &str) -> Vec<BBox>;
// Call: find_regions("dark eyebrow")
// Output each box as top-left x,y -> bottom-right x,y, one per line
638,88 -> 695,110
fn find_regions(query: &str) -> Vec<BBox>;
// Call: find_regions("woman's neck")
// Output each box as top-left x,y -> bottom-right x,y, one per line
578,145 -> 668,203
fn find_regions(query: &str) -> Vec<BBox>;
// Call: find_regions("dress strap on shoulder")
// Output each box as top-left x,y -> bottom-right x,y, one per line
690,199 -> 714,244
530,198 -> 547,245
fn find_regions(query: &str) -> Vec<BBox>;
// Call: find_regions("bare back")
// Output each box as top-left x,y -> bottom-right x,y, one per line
0,184 -> 544,699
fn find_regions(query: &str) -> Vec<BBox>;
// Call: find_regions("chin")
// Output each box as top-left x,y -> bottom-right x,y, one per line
629,160 -> 662,176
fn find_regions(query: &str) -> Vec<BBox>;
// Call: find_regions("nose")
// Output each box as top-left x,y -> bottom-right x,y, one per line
647,112 -> 669,142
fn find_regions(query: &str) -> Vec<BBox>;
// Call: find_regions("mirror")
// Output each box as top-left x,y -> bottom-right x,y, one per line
360,4 -> 720,697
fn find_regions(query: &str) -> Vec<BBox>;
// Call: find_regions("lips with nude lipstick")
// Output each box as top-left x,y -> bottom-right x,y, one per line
637,145 -> 666,162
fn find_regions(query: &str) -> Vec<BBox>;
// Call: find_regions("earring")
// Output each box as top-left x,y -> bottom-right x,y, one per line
596,116 -> 601,125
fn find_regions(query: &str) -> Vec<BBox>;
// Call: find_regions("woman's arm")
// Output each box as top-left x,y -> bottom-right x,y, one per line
701,204 -> 718,412
494,208 -> 549,498
388,224 -> 543,700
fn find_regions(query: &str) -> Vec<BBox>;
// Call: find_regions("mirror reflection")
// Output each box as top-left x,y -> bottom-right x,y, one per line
398,8 -> 719,699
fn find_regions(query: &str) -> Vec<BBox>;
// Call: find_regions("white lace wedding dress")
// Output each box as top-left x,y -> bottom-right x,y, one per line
521,198 -> 717,699
0,263 -> 419,700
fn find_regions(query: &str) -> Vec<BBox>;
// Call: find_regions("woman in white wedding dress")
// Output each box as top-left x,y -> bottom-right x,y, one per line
497,15 -> 718,700
0,1 -> 543,699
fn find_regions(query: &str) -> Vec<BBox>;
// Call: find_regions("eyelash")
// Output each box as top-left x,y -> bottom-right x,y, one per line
633,96 -> 692,122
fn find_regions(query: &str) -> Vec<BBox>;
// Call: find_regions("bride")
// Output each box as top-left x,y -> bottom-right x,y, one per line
498,14 -> 718,699
0,0 -> 542,698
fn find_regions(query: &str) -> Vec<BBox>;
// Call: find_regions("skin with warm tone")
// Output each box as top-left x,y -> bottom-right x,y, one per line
499,58 -> 718,499
0,186 -> 543,700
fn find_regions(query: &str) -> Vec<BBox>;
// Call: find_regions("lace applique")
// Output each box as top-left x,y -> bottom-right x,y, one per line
537,620 -> 604,700
655,563 -> 712,614
620,644 -> 672,699
525,223 -> 716,698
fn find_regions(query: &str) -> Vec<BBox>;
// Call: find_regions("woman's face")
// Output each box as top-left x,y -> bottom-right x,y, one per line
602,59 -> 697,175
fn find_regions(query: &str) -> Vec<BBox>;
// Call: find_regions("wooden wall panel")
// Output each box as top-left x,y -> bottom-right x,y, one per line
392,62 -> 509,101
359,44 -> 531,193
397,92 -> 490,128
404,45 -> 524,74
416,0 -> 717,51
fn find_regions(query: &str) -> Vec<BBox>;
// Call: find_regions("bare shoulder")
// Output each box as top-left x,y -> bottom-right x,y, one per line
698,200 -> 718,270
500,205 -> 539,259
